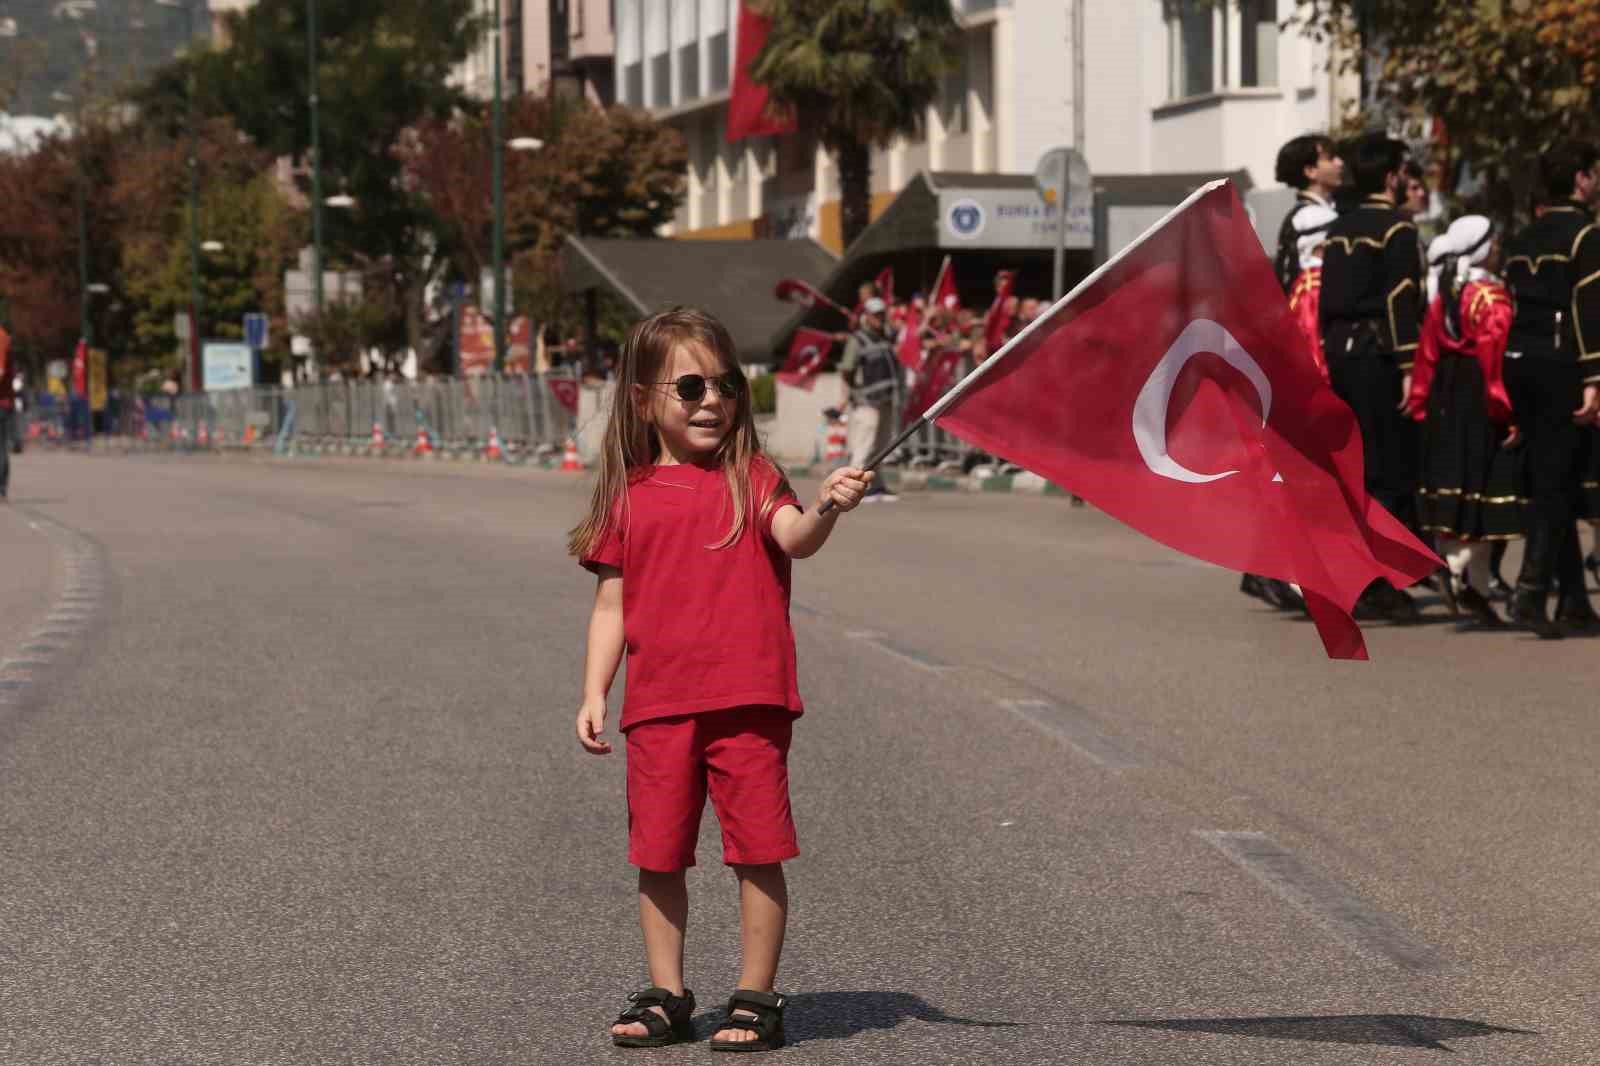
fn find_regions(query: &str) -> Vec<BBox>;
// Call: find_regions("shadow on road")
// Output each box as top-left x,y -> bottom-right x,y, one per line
1102,1013 -> 1535,1052
771,991 -> 1018,1044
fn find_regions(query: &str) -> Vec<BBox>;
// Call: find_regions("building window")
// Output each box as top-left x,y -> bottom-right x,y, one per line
1170,2 -> 1214,99
707,31 -> 729,93
624,61 -> 643,105
942,62 -> 968,135
652,53 -> 671,105
1239,0 -> 1278,87
680,44 -> 700,101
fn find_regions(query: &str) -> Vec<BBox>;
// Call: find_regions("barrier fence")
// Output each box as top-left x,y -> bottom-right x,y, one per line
19,372 -> 583,461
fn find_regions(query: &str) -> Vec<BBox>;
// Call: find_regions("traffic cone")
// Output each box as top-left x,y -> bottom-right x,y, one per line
412,426 -> 434,458
370,421 -> 385,452
197,423 -> 210,448
824,417 -> 848,466
243,424 -> 256,446
483,426 -> 504,462
560,437 -> 583,472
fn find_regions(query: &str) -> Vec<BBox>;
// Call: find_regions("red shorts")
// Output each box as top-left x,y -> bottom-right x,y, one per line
625,707 -> 799,872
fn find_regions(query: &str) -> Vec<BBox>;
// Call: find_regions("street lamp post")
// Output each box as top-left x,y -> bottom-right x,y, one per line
308,0 -> 323,319
155,0 -> 201,391
492,0 -> 505,373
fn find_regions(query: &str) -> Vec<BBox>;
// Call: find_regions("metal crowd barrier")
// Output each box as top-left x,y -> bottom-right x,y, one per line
100,372 -> 581,460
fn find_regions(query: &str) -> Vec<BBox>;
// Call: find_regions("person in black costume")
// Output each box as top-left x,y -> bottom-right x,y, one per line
1320,133 -> 1427,622
1501,141 -> 1600,638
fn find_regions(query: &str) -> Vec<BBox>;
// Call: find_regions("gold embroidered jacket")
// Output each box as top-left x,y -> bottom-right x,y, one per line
1318,196 -> 1423,369
1504,202 -> 1600,384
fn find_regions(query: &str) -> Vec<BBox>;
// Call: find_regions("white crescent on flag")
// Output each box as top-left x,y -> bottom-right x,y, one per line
1132,318 -> 1280,484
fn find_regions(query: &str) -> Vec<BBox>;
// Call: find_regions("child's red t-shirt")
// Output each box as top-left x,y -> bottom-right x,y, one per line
581,457 -> 804,731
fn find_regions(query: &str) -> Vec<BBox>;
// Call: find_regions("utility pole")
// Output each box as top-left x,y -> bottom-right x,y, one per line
308,0 -> 324,319
184,0 -> 201,392
491,0 -> 507,373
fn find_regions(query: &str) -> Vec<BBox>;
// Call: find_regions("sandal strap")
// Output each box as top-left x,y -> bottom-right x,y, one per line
617,987 -> 694,1032
727,988 -> 785,1014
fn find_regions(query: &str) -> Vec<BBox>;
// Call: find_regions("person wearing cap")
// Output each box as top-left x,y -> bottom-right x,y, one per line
1405,215 -> 1520,628
837,296 -> 901,502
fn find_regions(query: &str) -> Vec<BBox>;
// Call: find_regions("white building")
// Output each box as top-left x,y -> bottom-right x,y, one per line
614,0 -> 1356,252
455,0 -> 616,104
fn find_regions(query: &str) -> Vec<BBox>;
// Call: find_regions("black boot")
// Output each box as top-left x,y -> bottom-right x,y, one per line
1262,579 -> 1306,612
1239,574 -> 1269,602
1556,593 -> 1600,634
1509,587 -> 1563,640
1456,586 -> 1505,629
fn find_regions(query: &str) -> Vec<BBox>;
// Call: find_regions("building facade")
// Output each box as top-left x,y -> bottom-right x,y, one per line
455,0 -> 616,105
614,0 -> 1357,252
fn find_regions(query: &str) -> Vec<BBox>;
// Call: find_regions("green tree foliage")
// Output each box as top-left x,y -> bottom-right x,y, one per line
194,0 -> 482,362
1286,0 -> 1599,215
752,0 -> 960,249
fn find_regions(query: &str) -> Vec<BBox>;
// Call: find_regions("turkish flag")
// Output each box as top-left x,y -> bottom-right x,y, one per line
930,255 -> 960,312
548,376 -> 580,415
726,3 -> 795,143
904,349 -> 962,426
982,271 -> 1015,355
875,266 -> 895,304
896,304 -> 924,370
936,181 -> 1440,660
72,339 -> 88,396
776,328 -> 833,391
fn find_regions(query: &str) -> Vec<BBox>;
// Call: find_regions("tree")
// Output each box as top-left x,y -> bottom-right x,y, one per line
752,0 -> 960,250
1285,0 -> 1599,217
195,0 -> 482,364
397,94 -> 687,363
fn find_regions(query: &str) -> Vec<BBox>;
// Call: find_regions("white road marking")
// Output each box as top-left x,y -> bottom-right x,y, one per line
846,630 -> 949,670
998,698 -> 1145,769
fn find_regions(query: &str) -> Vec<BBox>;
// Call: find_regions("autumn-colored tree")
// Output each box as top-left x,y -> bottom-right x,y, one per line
1286,0 -> 1599,217
397,94 -> 687,363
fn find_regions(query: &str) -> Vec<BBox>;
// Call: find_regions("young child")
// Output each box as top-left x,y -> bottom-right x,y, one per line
570,307 -> 871,1052
1405,215 -> 1519,627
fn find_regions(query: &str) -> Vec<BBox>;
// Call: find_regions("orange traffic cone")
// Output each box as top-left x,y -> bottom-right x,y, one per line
243,424 -> 256,445
484,426 -> 504,462
197,423 -> 210,448
370,421 -> 385,451
560,437 -> 582,472
412,426 -> 434,458
824,418 -> 848,466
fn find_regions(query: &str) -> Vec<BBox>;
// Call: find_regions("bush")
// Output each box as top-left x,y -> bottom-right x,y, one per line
750,372 -> 776,415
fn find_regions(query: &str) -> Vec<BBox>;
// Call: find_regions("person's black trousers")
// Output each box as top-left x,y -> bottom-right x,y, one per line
1327,330 -> 1420,536
1504,357 -> 1588,598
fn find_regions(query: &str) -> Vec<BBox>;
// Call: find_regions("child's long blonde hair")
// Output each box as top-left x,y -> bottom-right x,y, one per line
567,307 -> 790,557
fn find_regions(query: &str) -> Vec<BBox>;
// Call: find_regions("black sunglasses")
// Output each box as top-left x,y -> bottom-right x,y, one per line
651,371 -> 745,403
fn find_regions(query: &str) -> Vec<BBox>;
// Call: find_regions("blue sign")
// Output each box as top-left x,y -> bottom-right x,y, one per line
244,312 -> 269,350
946,198 -> 986,240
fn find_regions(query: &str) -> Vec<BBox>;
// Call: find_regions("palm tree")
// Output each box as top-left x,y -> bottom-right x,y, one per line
753,0 -> 960,250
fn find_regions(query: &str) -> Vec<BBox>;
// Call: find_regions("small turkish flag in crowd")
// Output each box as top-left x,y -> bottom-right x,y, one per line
548,376 -> 580,415
875,266 -> 895,304
936,181 -> 1439,660
777,328 -> 833,391
982,271 -> 1015,355
726,3 -> 795,143
904,349 -> 963,426
895,304 -> 924,370
930,255 -> 960,312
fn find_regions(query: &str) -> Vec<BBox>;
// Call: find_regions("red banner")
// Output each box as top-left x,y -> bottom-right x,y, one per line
726,3 -> 795,142
548,376 -> 580,414
930,255 -> 959,312
936,182 -> 1440,659
982,270 -> 1015,356
904,349 -> 962,426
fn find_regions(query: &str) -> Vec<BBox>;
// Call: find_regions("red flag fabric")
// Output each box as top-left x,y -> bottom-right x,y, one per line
895,304 -> 924,371
548,376 -> 580,415
776,328 -> 833,391
72,338 -> 88,396
904,349 -> 962,426
875,266 -> 895,304
930,256 -> 959,312
774,277 -> 847,319
982,271 -> 1015,355
935,181 -> 1440,660
726,3 -> 795,143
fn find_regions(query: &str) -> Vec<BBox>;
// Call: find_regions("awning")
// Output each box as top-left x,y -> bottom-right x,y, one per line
561,236 -> 838,363
771,168 -> 1253,359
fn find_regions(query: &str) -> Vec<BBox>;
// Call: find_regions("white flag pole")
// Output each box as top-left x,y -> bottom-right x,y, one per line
817,179 -> 1229,514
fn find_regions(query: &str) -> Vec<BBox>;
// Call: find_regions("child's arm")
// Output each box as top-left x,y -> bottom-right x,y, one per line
575,565 -> 624,755
771,467 -> 872,559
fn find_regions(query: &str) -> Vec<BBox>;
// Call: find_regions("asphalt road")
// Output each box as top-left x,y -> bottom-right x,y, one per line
1,450 -> 1596,1065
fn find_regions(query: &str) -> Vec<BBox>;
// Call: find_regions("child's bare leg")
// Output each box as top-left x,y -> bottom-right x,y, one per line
713,862 -> 788,1044
611,868 -> 688,1038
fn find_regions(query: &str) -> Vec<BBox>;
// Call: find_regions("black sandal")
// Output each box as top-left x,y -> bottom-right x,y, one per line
708,989 -> 786,1053
611,986 -> 696,1048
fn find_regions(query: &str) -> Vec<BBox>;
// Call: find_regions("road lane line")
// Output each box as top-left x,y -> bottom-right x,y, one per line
845,630 -> 949,670
1196,830 -> 1445,972
998,698 -> 1145,769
